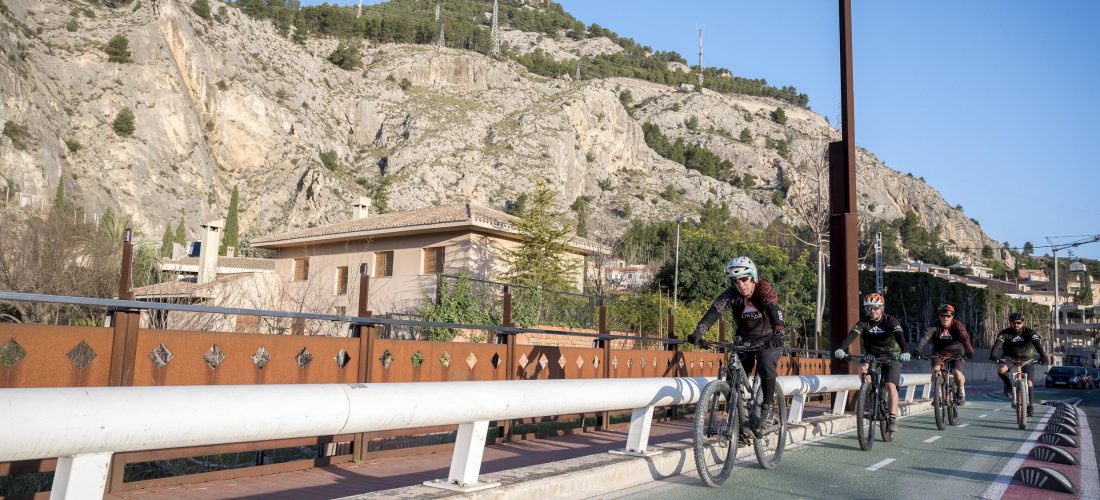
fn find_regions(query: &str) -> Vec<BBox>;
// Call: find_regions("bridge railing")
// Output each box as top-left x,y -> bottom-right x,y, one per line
0,369 -> 934,496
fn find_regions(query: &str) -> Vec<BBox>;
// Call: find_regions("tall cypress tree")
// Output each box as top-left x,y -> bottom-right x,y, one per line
174,215 -> 187,249
220,186 -> 240,255
160,225 -> 174,257
51,179 -> 66,214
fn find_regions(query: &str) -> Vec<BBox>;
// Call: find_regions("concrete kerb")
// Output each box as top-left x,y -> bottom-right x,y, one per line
339,400 -> 933,499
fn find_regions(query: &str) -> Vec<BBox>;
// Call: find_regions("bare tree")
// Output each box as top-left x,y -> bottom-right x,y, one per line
783,140 -> 830,340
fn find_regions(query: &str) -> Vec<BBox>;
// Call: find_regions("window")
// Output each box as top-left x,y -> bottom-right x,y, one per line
373,251 -> 393,277
335,266 -> 349,295
423,246 -> 445,274
334,306 -> 347,316
293,258 -> 309,281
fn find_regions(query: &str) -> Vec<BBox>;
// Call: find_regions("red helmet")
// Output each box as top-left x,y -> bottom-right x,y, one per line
937,304 -> 955,315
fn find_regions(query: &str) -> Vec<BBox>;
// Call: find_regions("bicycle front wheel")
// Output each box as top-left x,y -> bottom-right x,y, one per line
753,383 -> 787,469
1015,378 -> 1027,429
855,382 -> 875,451
694,380 -> 737,487
933,372 -> 946,431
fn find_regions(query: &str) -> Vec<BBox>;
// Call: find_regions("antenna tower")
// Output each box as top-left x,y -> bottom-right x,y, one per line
357,0 -> 362,18
438,22 -> 445,48
434,3 -> 440,21
697,27 -> 704,87
491,0 -> 501,58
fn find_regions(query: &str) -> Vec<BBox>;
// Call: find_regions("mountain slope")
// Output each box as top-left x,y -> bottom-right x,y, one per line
0,0 -> 999,264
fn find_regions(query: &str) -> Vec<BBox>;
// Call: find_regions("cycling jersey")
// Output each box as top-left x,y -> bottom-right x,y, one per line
991,327 -> 1046,361
840,314 -> 908,358
690,279 -> 786,346
914,319 -> 974,357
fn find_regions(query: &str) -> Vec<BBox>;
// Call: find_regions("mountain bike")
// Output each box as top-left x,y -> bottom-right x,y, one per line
918,354 -> 959,430
999,357 -> 1038,429
838,352 -> 899,450
693,340 -> 787,488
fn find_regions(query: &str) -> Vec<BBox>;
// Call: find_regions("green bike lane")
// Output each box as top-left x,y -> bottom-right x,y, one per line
609,388 -> 1063,499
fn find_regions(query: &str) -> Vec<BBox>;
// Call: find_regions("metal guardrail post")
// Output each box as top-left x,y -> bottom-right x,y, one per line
598,300 -> 610,430
501,286 -> 515,441
107,228 -> 138,492
353,273 -> 374,463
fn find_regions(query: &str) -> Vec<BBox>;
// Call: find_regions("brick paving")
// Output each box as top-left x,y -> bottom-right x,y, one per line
106,401 -> 842,499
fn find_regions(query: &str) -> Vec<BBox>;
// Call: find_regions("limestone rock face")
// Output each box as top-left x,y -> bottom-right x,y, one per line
0,0 -> 999,262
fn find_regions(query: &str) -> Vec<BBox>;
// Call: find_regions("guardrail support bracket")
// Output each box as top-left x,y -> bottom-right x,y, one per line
611,406 -> 665,457
424,420 -> 500,493
53,451 -> 112,499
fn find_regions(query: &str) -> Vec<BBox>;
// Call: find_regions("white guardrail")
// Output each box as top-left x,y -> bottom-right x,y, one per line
0,374 -> 933,499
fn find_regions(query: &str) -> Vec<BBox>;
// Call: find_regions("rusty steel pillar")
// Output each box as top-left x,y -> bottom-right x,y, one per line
829,0 -> 860,376
353,272 -> 374,462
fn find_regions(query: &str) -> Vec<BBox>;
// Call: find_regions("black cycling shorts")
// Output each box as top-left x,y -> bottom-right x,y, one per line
997,358 -> 1035,382
878,358 -> 901,386
739,347 -> 782,380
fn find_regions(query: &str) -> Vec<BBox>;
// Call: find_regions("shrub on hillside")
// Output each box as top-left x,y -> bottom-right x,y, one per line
112,108 -> 135,137
104,34 -> 131,63
2,121 -> 31,150
192,0 -> 210,20
327,40 -> 361,70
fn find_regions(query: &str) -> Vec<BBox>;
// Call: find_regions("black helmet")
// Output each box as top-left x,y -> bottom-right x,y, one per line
1009,312 -> 1024,322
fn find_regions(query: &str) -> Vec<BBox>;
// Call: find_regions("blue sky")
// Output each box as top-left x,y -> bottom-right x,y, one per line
312,1 -> 1100,258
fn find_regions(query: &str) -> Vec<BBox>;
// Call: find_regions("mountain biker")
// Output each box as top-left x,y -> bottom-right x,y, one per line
990,312 -> 1047,417
912,304 -> 975,405
689,256 -> 787,433
834,293 -> 910,433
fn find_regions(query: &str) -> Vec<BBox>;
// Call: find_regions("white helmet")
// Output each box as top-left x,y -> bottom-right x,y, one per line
725,256 -> 757,282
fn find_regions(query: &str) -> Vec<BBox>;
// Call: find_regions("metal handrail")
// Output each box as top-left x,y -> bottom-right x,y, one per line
0,291 -> 831,357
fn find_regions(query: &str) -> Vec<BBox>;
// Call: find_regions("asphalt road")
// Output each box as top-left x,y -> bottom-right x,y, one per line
606,382 -> 1099,499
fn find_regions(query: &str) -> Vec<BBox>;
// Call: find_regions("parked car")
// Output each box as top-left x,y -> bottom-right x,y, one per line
1088,368 -> 1100,389
1074,367 -> 1092,389
1045,366 -> 1085,389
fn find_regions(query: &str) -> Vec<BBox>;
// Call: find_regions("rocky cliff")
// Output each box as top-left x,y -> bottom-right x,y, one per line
0,0 -> 999,261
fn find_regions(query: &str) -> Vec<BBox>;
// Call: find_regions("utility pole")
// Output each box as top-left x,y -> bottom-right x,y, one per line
357,0 -> 362,18
673,220 -> 681,309
1045,234 -> 1100,362
491,0 -> 500,59
697,27 -> 704,88
874,223 -> 883,294
829,0 -> 859,373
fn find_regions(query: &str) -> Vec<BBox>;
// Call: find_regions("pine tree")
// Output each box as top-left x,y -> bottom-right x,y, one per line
191,0 -> 210,20
570,196 -> 588,237
500,181 -> 578,292
291,14 -> 308,44
220,185 -> 240,255
113,107 -> 135,137
373,176 -> 392,214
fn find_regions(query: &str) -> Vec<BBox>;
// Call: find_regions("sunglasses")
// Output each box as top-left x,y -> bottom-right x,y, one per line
863,305 -> 882,311
939,314 -> 954,318
733,276 -> 752,284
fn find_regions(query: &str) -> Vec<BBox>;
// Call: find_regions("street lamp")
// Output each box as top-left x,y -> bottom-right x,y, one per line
1045,235 -> 1100,358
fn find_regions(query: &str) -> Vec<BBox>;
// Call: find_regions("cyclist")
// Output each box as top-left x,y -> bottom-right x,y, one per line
689,256 -> 787,433
834,293 -> 910,433
912,304 -> 975,405
989,312 -> 1047,417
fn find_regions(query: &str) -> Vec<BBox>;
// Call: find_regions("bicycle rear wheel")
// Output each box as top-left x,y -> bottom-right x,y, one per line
753,383 -> 787,469
855,382 -> 875,451
932,372 -> 946,431
947,377 -> 958,426
694,380 -> 737,487
1015,378 -> 1027,429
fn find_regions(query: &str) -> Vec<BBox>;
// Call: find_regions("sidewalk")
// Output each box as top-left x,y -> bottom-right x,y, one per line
107,401 -> 848,499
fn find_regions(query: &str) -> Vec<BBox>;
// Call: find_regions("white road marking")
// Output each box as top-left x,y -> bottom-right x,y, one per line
923,435 -> 942,443
993,408 -> 1001,412
979,414 -> 988,418
980,406 -> 1054,499
866,458 -> 895,471
958,423 -> 970,428
1075,406 -> 1097,500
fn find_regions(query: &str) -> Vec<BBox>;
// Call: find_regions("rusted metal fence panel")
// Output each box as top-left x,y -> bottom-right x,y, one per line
370,340 -> 507,383
127,329 -> 360,386
0,324 -> 112,388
